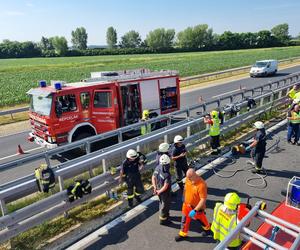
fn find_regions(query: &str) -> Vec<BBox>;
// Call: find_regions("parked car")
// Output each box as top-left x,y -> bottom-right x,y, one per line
250,60 -> 278,77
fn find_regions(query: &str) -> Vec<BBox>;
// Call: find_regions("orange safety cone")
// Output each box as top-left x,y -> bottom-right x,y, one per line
17,144 -> 25,154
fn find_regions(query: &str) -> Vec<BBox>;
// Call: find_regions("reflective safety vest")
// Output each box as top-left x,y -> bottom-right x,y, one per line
209,118 -> 220,136
141,119 -> 151,135
290,111 -> 300,124
288,89 -> 297,99
295,92 -> 300,100
211,203 -> 242,248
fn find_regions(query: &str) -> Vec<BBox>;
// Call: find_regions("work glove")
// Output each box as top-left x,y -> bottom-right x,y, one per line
188,209 -> 197,219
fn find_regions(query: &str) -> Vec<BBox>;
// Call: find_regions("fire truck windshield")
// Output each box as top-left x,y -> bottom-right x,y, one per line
29,94 -> 52,116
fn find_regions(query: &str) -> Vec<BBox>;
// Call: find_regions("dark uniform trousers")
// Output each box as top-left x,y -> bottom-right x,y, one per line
126,174 -> 144,207
159,189 -> 171,221
211,135 -> 220,151
175,162 -> 188,190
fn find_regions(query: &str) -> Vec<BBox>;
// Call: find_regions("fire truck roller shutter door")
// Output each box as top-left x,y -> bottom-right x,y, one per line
139,80 -> 161,116
68,122 -> 97,143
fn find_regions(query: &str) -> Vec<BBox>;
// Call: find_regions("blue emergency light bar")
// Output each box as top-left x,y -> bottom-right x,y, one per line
54,82 -> 62,90
39,80 -> 47,88
291,179 -> 300,205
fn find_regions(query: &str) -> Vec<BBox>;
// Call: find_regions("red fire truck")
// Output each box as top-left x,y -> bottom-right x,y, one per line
27,69 -> 180,149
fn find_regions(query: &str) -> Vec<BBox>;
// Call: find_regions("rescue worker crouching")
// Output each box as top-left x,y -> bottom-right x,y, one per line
152,154 -> 172,225
141,109 -> 151,135
204,110 -> 222,155
120,149 -> 145,208
171,135 -> 189,191
211,192 -> 242,250
175,169 -> 211,241
248,121 -> 267,174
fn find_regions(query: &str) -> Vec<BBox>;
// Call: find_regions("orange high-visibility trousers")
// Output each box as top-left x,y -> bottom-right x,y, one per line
179,203 -> 210,237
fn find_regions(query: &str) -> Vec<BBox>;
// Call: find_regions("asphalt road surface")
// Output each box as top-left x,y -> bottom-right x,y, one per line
0,65 -> 299,184
75,125 -> 300,250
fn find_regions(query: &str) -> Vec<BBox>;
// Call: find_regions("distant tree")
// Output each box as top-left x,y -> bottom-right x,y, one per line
49,36 -> 68,56
39,36 -> 54,52
271,23 -> 290,45
145,28 -> 175,50
177,24 -> 214,49
256,30 -> 275,48
106,26 -> 117,48
217,31 -> 242,50
119,30 -> 141,48
71,27 -> 88,50
239,32 -> 258,48
297,33 -> 300,40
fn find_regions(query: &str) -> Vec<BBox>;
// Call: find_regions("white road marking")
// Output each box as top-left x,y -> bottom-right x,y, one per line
212,87 -> 245,99
0,146 -> 43,161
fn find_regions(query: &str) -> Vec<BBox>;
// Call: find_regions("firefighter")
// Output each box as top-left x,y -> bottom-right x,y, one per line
204,110 -> 221,155
211,192 -> 242,249
248,121 -> 267,174
141,109 -> 151,135
120,149 -> 145,207
152,154 -> 172,225
171,135 -> 189,191
287,104 -> 300,145
156,142 -> 170,165
34,164 -> 55,193
175,169 -> 211,241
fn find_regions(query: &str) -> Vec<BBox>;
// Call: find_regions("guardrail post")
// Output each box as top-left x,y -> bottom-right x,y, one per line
102,159 -> 107,173
44,153 -> 51,167
85,142 -> 91,154
10,112 -> 14,120
118,131 -> 122,143
0,199 -> 8,216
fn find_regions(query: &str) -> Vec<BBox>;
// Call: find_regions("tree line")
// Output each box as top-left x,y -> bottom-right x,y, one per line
0,23 -> 298,58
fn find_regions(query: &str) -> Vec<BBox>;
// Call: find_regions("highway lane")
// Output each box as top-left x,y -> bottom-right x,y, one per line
0,65 -> 299,183
75,127 -> 300,250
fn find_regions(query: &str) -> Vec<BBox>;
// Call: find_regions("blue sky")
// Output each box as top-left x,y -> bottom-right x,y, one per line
0,0 -> 299,45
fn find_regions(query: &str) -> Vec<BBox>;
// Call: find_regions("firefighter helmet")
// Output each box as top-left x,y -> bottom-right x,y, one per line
254,121 -> 264,129
211,110 -> 219,118
158,142 -> 170,153
224,192 -> 241,210
142,110 -> 150,119
159,154 -> 171,165
126,149 -> 138,159
174,135 -> 184,143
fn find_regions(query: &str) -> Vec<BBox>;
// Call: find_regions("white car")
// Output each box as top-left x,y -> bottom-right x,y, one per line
250,60 -> 278,77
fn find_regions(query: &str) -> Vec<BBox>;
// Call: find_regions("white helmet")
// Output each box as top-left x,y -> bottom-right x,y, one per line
293,99 -> 300,104
158,142 -> 170,153
174,135 -> 184,143
254,121 -> 264,129
126,149 -> 138,159
159,154 -> 171,165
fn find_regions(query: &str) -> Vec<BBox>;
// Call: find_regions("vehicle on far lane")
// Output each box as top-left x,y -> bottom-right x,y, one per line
250,59 -> 278,77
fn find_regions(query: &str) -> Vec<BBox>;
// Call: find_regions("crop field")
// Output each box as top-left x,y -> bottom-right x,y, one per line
1,46 -> 300,107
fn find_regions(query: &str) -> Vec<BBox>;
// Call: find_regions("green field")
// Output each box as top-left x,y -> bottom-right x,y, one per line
1,46 -> 300,107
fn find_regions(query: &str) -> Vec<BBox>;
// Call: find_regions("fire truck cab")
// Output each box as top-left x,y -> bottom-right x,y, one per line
27,69 -> 180,148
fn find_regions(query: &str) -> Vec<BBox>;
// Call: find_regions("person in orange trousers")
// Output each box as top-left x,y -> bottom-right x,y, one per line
175,168 -> 211,241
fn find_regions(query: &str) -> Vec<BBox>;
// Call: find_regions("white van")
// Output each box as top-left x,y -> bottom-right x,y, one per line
250,60 -> 278,77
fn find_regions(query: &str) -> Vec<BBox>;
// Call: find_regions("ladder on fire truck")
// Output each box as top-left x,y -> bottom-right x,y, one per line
214,199 -> 300,250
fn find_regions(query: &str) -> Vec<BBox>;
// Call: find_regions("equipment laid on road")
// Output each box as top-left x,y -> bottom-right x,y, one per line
34,164 -> 55,193
27,69 -> 180,148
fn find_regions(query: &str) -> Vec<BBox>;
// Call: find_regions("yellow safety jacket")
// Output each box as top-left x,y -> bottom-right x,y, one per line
141,119 -> 151,135
288,89 -> 297,99
290,111 -> 300,124
209,118 -> 220,136
211,203 -> 242,248
295,92 -> 300,100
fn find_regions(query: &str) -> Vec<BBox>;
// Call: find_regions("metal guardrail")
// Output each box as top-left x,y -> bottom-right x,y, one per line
0,80 -> 293,243
1,56 -> 299,118
0,70 -> 299,176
